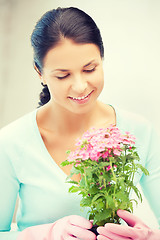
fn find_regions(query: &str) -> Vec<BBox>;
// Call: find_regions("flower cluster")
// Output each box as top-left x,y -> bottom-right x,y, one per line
61,125 -> 149,226
67,125 -> 136,162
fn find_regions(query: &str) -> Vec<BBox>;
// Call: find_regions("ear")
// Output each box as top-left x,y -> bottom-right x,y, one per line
34,63 -> 47,85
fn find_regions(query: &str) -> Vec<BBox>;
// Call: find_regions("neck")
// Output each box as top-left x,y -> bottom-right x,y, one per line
40,101 -> 100,135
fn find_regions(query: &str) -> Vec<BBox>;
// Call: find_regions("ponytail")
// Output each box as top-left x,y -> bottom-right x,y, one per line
38,83 -> 50,107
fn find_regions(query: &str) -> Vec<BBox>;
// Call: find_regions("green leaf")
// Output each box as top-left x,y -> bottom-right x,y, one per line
103,172 -> 112,182
123,165 -> 132,172
80,197 -> 92,207
95,200 -> 106,211
116,191 -> 129,202
128,201 -> 134,212
66,150 -> 71,154
67,180 -> 78,185
108,157 -> 115,163
94,209 -> 112,223
130,185 -> 143,202
60,160 -> 73,167
66,172 -> 75,181
92,193 -> 105,203
71,166 -> 81,175
68,185 -> 80,193
85,168 -> 93,178
130,198 -> 138,206
118,201 -> 130,210
136,164 -> 149,176
105,195 -> 115,209
89,213 -> 95,221
98,162 -> 111,168
90,186 -> 100,195
79,177 -> 87,188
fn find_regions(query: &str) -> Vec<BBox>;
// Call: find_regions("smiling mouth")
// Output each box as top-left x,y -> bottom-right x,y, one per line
69,90 -> 94,100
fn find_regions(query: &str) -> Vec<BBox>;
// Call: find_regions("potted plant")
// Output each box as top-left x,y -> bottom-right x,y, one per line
61,125 -> 149,234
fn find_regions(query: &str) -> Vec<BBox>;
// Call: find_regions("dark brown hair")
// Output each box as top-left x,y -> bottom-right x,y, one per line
31,7 -> 104,106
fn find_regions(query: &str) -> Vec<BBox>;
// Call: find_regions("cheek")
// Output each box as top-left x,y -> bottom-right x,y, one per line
48,81 -> 69,100
47,82 -> 59,99
92,70 -> 104,89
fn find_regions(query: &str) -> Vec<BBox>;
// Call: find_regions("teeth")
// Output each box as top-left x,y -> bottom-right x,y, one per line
70,91 -> 93,100
73,94 -> 88,100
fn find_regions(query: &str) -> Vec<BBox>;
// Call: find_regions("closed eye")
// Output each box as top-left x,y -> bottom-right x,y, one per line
56,74 -> 70,80
83,67 -> 96,73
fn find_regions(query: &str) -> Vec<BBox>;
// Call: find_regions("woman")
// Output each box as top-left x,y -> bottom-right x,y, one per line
0,7 -> 159,240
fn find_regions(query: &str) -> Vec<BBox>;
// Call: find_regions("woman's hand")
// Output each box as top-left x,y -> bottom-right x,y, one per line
97,209 -> 160,240
17,215 -> 96,240
51,215 -> 96,240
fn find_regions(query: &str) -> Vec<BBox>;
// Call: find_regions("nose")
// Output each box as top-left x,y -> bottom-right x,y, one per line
71,74 -> 87,94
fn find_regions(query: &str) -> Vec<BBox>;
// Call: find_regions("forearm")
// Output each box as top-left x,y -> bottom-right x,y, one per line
16,222 -> 55,240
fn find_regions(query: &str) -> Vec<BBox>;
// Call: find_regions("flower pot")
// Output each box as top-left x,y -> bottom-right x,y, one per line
90,225 -> 99,236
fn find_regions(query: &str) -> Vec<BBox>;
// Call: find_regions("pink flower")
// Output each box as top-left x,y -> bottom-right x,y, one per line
77,149 -> 90,160
102,151 -> 109,159
89,151 -> 102,161
67,125 -> 137,165
122,132 -> 136,145
106,165 -> 111,171
113,149 -> 122,156
67,150 -> 79,162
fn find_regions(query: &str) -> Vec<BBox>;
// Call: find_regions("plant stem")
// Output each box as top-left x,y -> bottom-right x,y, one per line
123,146 -> 127,172
83,167 -> 88,189
109,158 -> 117,208
110,159 -> 117,184
103,167 -> 107,188
128,161 -> 135,195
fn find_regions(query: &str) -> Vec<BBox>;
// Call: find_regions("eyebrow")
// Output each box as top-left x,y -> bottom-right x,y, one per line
52,60 -> 97,73
83,60 -> 96,67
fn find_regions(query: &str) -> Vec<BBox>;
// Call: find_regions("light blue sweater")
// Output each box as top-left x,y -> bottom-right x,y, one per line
0,106 -> 160,239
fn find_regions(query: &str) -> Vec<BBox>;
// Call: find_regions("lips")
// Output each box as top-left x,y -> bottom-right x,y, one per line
68,90 -> 94,104
69,90 -> 94,100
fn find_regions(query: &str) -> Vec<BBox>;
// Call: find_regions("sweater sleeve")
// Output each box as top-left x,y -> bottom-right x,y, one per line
115,107 -> 160,227
140,125 -> 160,227
0,136 -> 20,239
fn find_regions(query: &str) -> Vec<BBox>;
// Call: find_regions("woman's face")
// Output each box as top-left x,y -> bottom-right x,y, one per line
41,38 -> 104,114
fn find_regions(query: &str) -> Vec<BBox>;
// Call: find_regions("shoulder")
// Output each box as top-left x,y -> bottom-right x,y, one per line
0,109 -> 37,146
113,106 -> 160,166
114,106 -> 152,134
114,106 -> 155,152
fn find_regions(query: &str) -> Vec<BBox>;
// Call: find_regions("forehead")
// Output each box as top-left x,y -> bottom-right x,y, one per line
43,38 -> 101,70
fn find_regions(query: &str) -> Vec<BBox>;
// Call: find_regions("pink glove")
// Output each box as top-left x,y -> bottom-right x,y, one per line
17,215 -> 96,240
97,209 -> 160,240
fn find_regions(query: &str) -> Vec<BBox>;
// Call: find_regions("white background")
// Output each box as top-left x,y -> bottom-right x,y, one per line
0,0 -> 159,228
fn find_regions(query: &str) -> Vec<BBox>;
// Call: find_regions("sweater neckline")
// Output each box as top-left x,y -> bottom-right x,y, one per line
32,105 -> 120,178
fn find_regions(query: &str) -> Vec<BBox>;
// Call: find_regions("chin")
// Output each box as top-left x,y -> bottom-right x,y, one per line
70,102 -> 97,115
